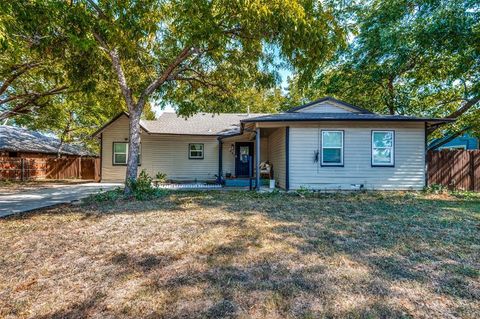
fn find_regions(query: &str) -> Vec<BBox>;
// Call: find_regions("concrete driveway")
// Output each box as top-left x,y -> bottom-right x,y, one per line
0,183 -> 122,217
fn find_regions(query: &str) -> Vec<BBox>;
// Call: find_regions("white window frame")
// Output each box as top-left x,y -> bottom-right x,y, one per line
189,143 -> 204,159
371,130 -> 394,166
112,142 -> 141,166
321,130 -> 344,166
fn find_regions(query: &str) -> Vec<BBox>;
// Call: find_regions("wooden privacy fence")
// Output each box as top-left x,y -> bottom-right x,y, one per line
427,150 -> 480,191
0,157 -> 100,181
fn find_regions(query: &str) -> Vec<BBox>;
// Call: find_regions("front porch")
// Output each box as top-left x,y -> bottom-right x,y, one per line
218,125 -> 287,190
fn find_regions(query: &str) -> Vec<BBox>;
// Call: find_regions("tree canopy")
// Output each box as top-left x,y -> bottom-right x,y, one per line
287,0 -> 480,140
2,0 -> 478,188
34,0 -> 343,191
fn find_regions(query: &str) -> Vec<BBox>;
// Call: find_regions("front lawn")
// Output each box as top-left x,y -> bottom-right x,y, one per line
1,191 -> 479,318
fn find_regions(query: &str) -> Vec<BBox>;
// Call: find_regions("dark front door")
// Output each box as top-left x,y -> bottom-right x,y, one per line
235,142 -> 254,177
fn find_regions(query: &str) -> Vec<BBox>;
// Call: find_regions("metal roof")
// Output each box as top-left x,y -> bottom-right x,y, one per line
241,112 -> 454,125
0,125 -> 93,156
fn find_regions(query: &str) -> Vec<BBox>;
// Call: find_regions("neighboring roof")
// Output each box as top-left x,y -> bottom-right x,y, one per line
93,112 -> 266,137
241,112 -> 455,125
0,126 -> 93,156
286,97 -> 374,114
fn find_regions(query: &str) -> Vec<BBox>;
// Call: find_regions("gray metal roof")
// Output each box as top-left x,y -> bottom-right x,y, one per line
0,126 -> 93,156
241,112 -> 454,124
140,112 -> 266,136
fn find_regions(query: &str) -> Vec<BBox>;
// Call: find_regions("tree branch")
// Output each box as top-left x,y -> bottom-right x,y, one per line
428,126 -> 472,150
109,49 -> 135,110
0,85 -> 68,106
137,46 -> 195,109
0,62 -> 42,96
427,97 -> 479,134
446,97 -> 479,119
84,0 -> 110,20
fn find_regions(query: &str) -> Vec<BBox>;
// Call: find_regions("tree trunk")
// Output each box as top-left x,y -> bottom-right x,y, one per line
124,106 -> 142,195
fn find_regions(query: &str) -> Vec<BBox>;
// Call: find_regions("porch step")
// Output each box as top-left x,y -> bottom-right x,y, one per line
224,179 -> 269,187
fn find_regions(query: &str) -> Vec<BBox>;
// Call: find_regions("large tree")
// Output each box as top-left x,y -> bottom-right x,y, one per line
37,0 -> 344,194
0,2 -> 71,121
288,0 -> 480,142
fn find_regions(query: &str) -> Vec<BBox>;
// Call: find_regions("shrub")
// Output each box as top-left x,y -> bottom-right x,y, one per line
126,170 -> 158,200
423,184 -> 448,194
87,187 -> 123,203
155,172 -> 167,182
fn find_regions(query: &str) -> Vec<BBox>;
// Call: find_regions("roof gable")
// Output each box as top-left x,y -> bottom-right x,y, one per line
92,112 -> 150,137
287,97 -> 374,114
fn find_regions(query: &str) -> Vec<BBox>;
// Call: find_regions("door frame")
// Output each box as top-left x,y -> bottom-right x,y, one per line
235,142 -> 254,177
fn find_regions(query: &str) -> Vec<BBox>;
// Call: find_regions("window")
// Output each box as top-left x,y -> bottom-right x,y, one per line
112,142 -> 141,165
321,130 -> 344,166
189,143 -> 204,159
372,131 -> 394,166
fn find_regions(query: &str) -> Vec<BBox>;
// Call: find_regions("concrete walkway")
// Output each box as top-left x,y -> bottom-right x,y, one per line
0,183 -> 122,217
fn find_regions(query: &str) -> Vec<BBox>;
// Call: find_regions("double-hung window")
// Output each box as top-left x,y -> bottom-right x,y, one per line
321,130 -> 344,166
371,131 -> 394,166
189,143 -> 204,159
112,142 -> 141,165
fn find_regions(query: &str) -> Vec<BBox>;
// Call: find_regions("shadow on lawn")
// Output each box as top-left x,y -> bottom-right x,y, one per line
179,191 -> 480,316
14,191 -> 480,318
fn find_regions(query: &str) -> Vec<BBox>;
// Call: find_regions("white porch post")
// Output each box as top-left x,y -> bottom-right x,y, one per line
256,127 -> 260,190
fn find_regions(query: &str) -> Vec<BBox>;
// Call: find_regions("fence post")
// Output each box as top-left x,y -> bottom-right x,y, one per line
21,158 -> 25,182
471,152 -> 475,191
78,157 -> 82,179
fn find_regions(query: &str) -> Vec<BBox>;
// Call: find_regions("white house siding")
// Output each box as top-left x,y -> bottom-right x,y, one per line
298,101 -> 359,113
267,127 -> 286,188
101,115 -> 129,181
101,115 -> 221,181
289,122 -> 426,190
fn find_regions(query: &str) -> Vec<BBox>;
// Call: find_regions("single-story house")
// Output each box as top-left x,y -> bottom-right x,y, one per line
0,125 -> 92,158
93,97 -> 453,190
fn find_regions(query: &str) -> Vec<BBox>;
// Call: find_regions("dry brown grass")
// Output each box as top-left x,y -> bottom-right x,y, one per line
0,191 -> 479,318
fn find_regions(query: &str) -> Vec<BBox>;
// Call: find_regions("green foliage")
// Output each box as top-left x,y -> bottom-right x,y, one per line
155,172 -> 167,182
87,187 -> 123,203
0,1 -> 126,152
125,169 -> 167,200
46,0 -> 343,115
287,0 -> 480,139
423,184 -> 449,194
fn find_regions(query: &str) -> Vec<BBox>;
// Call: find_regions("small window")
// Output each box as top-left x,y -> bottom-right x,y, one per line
189,143 -> 204,159
372,131 -> 394,166
113,142 -> 141,165
321,130 -> 344,166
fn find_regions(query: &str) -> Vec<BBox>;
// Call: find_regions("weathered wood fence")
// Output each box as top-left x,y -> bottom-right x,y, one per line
0,157 -> 100,181
427,150 -> 480,191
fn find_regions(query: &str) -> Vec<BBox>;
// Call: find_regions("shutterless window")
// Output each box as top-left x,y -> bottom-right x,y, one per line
112,142 -> 141,165
372,131 -> 394,166
189,143 -> 204,159
321,130 -> 344,166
